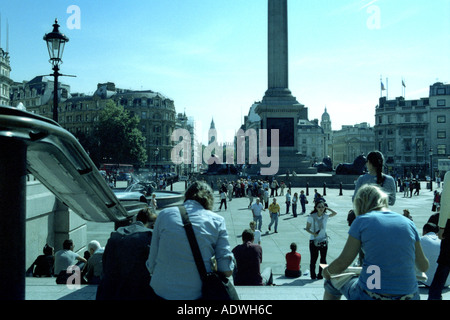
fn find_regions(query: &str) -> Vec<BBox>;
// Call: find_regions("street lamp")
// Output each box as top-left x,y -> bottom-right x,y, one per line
43,19 -> 69,123
429,148 -> 433,191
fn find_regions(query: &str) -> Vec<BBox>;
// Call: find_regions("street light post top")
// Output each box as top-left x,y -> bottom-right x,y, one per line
43,18 -> 69,68
43,19 -> 69,43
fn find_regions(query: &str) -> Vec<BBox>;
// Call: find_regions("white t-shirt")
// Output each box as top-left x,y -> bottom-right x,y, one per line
253,229 -> 261,244
307,213 -> 329,241
251,202 -> 264,216
54,249 -> 79,274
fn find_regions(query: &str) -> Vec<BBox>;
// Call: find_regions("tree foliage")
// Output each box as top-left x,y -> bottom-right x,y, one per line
77,100 -> 147,166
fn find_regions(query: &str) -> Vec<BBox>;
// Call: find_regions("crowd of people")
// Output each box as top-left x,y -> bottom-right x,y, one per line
28,150 -> 449,301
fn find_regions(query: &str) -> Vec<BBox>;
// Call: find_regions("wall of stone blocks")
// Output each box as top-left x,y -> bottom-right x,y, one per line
25,177 -> 87,270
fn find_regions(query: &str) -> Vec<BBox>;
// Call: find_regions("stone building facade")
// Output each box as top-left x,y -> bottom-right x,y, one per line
0,48 -> 13,106
374,82 -> 450,178
10,80 -> 177,171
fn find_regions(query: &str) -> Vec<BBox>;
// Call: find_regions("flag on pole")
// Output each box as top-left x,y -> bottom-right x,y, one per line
402,79 -> 406,88
381,81 -> 386,91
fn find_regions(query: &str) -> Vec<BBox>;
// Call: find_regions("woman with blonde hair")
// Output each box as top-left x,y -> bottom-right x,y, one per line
323,184 -> 429,300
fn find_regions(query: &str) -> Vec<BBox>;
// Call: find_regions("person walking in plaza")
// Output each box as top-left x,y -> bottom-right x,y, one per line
292,192 -> 298,217
268,198 -> 281,233
227,181 -> 234,202
270,179 -> 276,197
299,190 -> 307,215
218,189 -> 227,211
146,181 -> 234,300
251,198 -> 264,231
285,189 -> 291,215
263,187 -> 269,210
322,184 -> 429,300
305,200 -> 337,280
280,181 -> 286,196
429,171 -> 450,300
249,221 -> 261,245
353,151 -> 396,205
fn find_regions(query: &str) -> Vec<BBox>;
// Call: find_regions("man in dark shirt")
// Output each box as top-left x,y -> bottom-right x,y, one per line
232,229 -> 273,286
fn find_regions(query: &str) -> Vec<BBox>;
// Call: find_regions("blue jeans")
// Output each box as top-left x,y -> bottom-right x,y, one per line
268,213 -> 278,232
324,278 -> 420,300
253,215 -> 262,231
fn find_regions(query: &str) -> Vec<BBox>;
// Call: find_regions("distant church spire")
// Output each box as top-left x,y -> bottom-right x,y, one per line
210,117 -> 215,130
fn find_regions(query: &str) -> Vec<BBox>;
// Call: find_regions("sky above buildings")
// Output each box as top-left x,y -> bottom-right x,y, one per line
1,0 -> 449,143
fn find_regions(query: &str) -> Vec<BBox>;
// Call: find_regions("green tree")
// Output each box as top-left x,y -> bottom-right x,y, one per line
92,100 -> 147,166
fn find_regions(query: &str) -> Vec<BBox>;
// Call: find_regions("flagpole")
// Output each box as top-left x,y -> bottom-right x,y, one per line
402,78 -> 406,98
386,78 -> 389,100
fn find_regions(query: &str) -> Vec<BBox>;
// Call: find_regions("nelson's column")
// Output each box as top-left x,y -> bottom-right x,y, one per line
255,0 -> 316,174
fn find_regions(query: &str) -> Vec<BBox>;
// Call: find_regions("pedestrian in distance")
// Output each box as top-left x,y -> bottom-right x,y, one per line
251,198 -> 264,231
292,192 -> 298,217
268,198 -> 281,233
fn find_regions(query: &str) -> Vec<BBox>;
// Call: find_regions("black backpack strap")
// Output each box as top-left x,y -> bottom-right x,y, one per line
178,205 -> 208,281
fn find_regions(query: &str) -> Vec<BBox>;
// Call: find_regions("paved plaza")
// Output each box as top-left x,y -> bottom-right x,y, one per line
25,179 -> 449,300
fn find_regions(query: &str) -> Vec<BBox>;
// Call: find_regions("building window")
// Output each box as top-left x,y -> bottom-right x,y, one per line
416,113 -> 423,122
388,141 -> 394,151
437,130 -> 447,139
437,99 -> 446,107
404,114 -> 411,122
437,115 -> 446,123
388,115 -> 394,123
437,145 -> 446,155
403,139 -> 412,151
415,138 -> 424,152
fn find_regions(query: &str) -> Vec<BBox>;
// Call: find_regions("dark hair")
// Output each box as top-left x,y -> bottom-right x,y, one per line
290,242 -> 297,252
310,199 -> 326,214
43,244 -> 54,255
423,223 -> 439,234
367,151 -> 386,185
62,239 -> 73,250
136,207 -> 157,226
241,229 -> 254,243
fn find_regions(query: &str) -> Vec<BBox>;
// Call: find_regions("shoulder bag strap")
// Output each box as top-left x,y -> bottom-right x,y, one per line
178,205 -> 208,281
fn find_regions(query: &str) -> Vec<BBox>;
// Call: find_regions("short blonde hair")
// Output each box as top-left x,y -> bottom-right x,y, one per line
353,184 -> 389,216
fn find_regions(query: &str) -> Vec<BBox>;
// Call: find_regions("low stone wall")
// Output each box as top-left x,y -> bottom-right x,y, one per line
26,177 -> 87,270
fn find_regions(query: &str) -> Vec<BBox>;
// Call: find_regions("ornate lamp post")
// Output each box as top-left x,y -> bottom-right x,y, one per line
43,19 -> 69,123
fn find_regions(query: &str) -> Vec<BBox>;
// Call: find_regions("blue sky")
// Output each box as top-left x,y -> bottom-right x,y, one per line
1,0 -> 449,143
